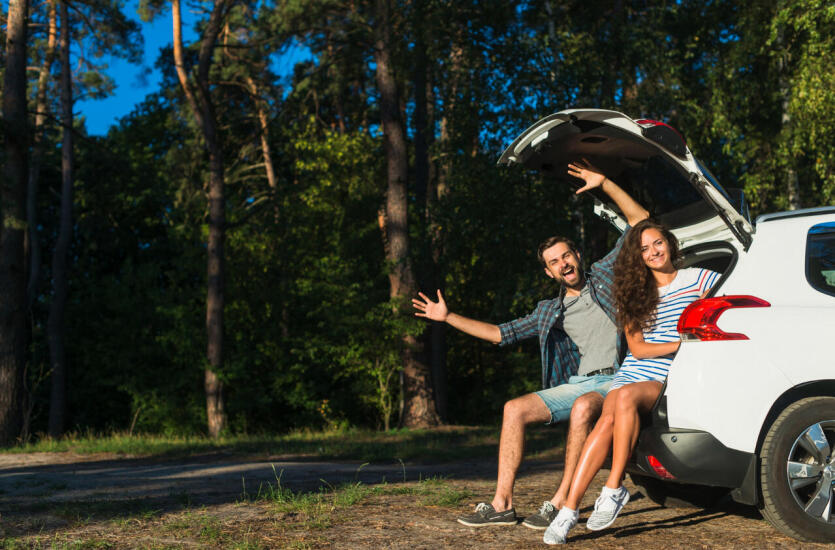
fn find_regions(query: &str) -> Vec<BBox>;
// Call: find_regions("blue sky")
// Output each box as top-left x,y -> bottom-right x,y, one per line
76,3 -> 311,135
75,4 -> 189,135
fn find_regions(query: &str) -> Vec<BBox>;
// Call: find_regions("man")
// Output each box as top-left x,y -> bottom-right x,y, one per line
412,160 -> 649,529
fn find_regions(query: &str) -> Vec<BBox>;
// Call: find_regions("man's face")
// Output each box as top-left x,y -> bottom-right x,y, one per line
542,242 -> 584,289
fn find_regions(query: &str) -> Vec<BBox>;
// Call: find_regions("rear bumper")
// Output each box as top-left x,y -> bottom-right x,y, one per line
629,426 -> 758,504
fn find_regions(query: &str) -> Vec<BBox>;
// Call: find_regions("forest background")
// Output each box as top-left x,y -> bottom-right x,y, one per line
0,0 -> 834,445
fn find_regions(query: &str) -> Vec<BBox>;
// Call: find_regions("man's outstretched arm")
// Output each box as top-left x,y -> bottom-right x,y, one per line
413,290 -> 502,344
568,159 -> 649,226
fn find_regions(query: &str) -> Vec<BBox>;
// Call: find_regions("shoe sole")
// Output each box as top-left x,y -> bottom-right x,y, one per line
521,520 -> 551,530
543,520 -> 577,545
586,492 -> 630,531
457,518 -> 517,527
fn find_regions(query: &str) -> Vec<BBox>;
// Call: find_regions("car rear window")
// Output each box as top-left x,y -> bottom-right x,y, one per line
806,221 -> 835,297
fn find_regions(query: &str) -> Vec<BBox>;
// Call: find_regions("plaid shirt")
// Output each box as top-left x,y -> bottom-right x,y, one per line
498,230 -> 627,389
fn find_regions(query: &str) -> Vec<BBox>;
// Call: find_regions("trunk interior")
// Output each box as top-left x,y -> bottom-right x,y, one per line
522,119 -> 723,234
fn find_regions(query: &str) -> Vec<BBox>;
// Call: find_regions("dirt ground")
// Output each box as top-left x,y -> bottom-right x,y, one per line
0,451 -> 831,549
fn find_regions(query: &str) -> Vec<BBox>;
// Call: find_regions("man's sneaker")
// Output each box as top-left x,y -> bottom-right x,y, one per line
543,506 -> 578,545
522,501 -> 558,530
586,485 -> 630,531
457,502 -> 517,527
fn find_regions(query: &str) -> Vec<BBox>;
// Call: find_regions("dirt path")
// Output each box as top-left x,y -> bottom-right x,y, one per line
0,451 -> 827,548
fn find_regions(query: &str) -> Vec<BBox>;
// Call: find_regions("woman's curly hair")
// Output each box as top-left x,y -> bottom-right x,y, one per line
614,219 -> 682,332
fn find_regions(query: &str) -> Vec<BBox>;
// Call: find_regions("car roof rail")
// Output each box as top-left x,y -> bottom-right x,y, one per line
756,206 -> 835,225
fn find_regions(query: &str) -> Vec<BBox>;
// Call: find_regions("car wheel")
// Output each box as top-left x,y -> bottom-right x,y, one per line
760,396 -> 835,542
629,473 -> 728,508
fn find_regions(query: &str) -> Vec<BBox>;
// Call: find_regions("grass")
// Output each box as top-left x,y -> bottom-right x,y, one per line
2,425 -> 561,547
416,477 -> 473,507
11,497 -> 162,524
3,469 -> 476,548
246,466 -> 472,523
2,424 -> 567,463
1,539 -> 115,549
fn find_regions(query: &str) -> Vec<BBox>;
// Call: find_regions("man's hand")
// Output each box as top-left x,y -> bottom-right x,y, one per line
567,158 -> 607,195
414,291 -> 502,343
413,290 -> 448,322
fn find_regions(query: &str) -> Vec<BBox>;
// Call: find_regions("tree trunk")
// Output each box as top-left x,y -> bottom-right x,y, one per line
47,0 -> 74,436
543,0 -> 560,81
411,4 -> 447,422
173,0 -> 229,438
205,145 -> 226,438
244,76 -> 278,191
26,0 -> 57,310
777,38 -> 801,211
0,0 -> 30,445
373,0 -> 439,428
427,35 -> 467,425
785,166 -> 800,210
437,38 -> 462,199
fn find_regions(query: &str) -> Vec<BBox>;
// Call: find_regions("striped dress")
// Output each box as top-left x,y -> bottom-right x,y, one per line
610,267 -> 720,389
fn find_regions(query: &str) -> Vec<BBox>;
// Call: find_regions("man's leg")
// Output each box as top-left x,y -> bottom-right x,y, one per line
492,377 -> 608,512
491,392 -> 552,512
548,391 -> 604,509
458,392 -> 552,527
459,380 -> 602,526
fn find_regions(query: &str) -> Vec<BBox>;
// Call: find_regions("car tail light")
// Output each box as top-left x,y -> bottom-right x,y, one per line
647,455 -> 675,480
677,295 -> 771,342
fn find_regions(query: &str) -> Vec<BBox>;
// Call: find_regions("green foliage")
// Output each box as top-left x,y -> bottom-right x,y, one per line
706,1 -> 835,212
248,470 -> 472,525
16,0 -> 835,440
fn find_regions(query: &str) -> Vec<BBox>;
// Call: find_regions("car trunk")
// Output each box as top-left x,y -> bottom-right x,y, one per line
498,109 -> 753,250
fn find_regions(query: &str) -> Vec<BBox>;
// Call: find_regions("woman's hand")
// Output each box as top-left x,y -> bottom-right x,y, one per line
568,158 -> 608,195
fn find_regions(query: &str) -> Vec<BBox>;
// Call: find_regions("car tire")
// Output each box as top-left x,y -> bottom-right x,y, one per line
629,473 -> 728,508
760,396 -> 835,542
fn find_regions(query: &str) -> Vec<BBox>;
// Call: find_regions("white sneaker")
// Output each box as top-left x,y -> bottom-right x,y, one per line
586,485 -> 630,531
543,506 -> 579,545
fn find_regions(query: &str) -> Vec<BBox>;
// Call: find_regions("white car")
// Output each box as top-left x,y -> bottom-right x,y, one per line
499,109 -> 835,542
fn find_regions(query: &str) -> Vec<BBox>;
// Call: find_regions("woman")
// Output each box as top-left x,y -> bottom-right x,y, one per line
544,219 -> 719,545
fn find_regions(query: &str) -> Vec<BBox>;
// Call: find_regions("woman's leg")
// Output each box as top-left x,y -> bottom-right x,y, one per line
563,388 -> 621,511
605,380 -> 663,489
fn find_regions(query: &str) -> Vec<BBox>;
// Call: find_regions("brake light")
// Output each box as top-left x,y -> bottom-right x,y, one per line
677,295 -> 770,342
647,455 -> 675,480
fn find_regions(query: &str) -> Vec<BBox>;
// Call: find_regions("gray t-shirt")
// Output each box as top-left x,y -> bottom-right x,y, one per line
561,285 -> 618,376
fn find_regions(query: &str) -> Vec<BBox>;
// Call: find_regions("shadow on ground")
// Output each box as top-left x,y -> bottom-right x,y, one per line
0,452 -> 557,537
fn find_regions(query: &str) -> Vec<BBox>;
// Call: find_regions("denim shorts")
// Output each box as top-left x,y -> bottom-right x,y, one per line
534,374 -> 615,425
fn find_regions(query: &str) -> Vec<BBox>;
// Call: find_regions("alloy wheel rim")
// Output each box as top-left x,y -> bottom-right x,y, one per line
786,420 -> 835,523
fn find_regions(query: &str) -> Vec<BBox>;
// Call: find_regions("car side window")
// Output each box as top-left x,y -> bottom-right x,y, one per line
806,221 -> 835,297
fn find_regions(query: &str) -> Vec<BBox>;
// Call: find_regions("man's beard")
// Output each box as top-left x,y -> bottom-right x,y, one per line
560,266 -> 585,290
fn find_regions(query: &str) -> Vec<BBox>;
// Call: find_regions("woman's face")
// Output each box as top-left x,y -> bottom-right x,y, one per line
640,227 -> 673,271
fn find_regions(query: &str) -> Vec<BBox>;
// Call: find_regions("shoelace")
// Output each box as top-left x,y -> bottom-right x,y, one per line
594,492 -> 619,512
539,502 -> 555,516
475,502 -> 491,514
